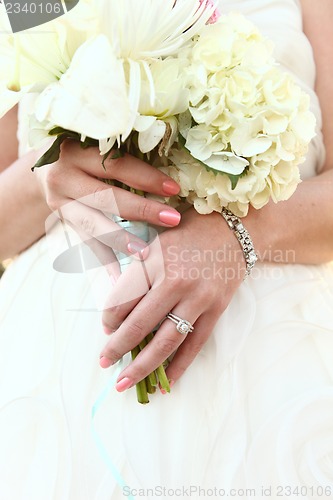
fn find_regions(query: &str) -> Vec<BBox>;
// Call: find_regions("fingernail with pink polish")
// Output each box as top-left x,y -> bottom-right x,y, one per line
115,377 -> 133,392
100,356 -> 112,368
127,241 -> 149,259
159,210 -> 181,226
103,325 -> 112,335
169,379 -> 175,388
162,180 -> 180,195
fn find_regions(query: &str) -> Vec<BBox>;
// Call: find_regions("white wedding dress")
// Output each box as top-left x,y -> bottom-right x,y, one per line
1,1 -> 333,499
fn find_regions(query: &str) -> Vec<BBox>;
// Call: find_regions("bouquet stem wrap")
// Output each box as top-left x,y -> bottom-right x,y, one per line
112,216 -> 170,404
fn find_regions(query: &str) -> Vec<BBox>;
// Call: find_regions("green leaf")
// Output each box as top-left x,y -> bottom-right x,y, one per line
48,126 -> 68,136
31,134 -> 69,171
101,147 -> 124,170
227,173 -> 239,190
32,128 -> 100,171
178,132 -> 186,148
80,137 -> 98,149
178,132 -> 251,188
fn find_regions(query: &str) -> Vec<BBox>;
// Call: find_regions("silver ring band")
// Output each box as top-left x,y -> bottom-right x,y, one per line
165,313 -> 194,335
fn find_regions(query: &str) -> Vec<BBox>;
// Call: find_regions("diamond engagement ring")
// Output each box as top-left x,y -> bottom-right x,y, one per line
165,313 -> 194,335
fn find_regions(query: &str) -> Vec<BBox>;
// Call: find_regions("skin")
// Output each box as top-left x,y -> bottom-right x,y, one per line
0,0 -> 332,391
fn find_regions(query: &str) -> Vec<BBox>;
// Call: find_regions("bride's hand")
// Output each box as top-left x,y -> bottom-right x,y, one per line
35,140 -> 181,257
99,207 -> 246,389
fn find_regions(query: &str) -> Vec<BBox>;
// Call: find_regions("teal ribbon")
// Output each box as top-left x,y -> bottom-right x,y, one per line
91,218 -> 149,500
91,358 -> 135,500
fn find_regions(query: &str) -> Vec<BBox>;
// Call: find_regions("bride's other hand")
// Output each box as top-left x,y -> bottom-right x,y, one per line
100,207 -> 246,387
0,107 -> 52,260
35,139 -> 181,257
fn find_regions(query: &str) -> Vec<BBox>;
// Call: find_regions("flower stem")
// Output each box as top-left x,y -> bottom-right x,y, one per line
147,370 -> 158,388
156,364 -> 171,393
145,376 -> 156,394
138,336 -> 158,389
131,346 -> 149,404
145,331 -> 171,393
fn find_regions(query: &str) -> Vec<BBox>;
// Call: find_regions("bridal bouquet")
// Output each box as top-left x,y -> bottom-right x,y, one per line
0,0 -> 316,401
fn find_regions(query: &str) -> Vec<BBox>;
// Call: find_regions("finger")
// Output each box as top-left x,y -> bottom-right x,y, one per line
101,233 -> 167,332
73,224 -> 121,282
61,140 -> 180,196
99,285 -> 179,368
165,311 -> 221,385
63,171 -> 181,227
114,302 -> 202,391
108,154 -> 180,196
101,262 -> 147,334
58,199 -> 149,258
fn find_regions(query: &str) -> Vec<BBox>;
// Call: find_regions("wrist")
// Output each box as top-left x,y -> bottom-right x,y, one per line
220,208 -> 258,278
244,203 -> 282,263
181,207 -> 248,281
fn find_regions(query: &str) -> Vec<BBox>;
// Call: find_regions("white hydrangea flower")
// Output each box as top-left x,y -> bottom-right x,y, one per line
167,12 -> 316,215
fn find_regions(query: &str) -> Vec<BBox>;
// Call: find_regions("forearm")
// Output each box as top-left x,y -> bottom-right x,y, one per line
0,107 -> 19,174
246,169 -> 333,265
301,0 -> 333,173
0,151 -> 51,260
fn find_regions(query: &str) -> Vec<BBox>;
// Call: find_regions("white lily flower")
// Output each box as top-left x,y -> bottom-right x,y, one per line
0,1 -> 95,118
0,82 -> 32,118
34,35 -> 131,140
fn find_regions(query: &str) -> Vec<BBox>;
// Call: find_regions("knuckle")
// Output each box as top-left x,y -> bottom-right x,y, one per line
109,229 -> 126,252
126,319 -> 145,343
45,167 -> 61,192
214,297 -> 228,314
165,272 -> 184,289
172,363 -> 187,380
189,340 -> 203,357
46,193 -> 61,212
137,200 -> 152,221
93,187 -> 110,210
80,215 -> 95,235
130,365 -> 147,382
106,303 -> 123,318
104,345 -> 123,363
60,138 -> 76,156
103,305 -> 123,328
104,153 -> 122,174
155,336 -> 179,356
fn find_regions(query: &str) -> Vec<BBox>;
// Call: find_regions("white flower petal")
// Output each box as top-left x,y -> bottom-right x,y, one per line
201,152 -> 248,175
34,35 -> 131,140
95,0 -> 215,59
290,112 -> 316,143
138,120 -> 166,154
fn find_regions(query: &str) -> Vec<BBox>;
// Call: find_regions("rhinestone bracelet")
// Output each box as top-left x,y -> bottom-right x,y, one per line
220,207 -> 258,279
